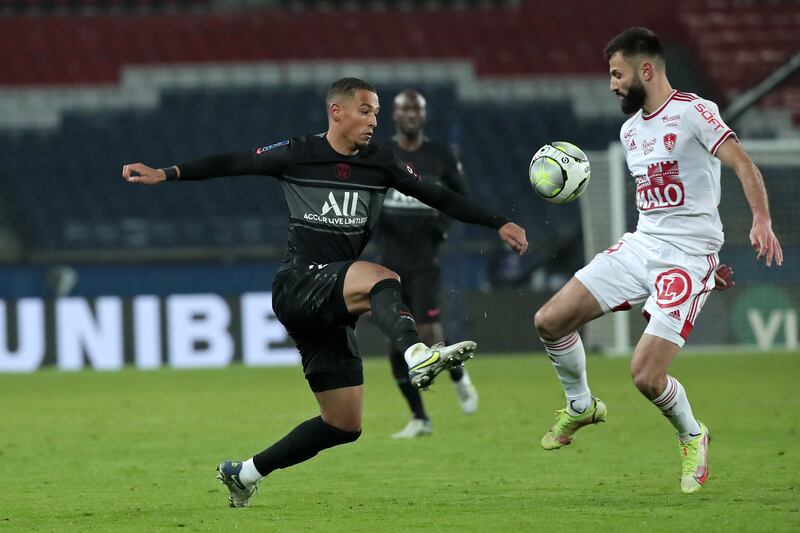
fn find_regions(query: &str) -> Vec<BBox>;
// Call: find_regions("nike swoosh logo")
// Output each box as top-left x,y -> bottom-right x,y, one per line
231,474 -> 245,490
411,352 -> 440,370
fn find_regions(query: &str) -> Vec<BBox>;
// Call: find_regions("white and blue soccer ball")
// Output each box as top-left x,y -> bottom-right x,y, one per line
529,141 -> 591,204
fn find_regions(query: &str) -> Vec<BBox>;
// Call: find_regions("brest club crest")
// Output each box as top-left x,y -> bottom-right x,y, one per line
663,133 -> 677,153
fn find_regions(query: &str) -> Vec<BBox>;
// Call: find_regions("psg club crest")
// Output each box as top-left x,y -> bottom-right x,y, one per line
663,133 -> 677,153
335,163 -> 351,180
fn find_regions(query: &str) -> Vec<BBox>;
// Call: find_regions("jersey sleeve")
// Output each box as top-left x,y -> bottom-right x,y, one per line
252,139 -> 292,175
176,139 -> 291,180
684,99 -> 737,156
386,152 -> 422,188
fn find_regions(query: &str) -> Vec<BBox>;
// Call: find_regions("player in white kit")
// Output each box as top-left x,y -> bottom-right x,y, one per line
533,27 -> 783,494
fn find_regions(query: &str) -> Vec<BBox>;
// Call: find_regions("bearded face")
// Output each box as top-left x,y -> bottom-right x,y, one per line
619,74 -> 648,114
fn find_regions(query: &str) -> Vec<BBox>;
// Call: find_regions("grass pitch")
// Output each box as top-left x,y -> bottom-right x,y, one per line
1,352 -> 798,532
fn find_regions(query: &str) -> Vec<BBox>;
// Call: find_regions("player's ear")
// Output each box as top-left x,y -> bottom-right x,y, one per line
329,102 -> 341,123
640,61 -> 655,82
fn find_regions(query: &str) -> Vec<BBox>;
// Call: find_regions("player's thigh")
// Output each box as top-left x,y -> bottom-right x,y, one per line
298,325 -> 364,395
273,261 -> 359,331
315,385 -> 364,432
342,260 -> 399,314
534,277 -> 605,339
535,236 -> 651,339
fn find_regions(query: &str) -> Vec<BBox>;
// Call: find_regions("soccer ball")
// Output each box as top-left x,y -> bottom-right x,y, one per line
529,141 -> 591,204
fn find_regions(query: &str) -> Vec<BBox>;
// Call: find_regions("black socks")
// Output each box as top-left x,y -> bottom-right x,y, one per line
369,279 -> 420,355
252,416 -> 361,476
390,346 -> 428,420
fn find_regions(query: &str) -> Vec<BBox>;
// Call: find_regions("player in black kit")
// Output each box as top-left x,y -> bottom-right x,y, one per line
122,78 -> 527,508
376,90 -> 479,439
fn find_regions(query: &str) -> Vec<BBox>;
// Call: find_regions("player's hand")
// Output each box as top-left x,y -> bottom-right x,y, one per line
122,163 -> 166,185
713,264 -> 735,290
499,222 -> 528,255
750,219 -> 783,267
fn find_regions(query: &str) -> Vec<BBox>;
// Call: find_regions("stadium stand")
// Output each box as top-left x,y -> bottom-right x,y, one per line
0,0 -> 796,259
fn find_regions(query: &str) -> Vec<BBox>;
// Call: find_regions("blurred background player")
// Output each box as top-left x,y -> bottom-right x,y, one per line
122,78 -> 527,507
533,27 -> 782,494
375,90 -> 479,439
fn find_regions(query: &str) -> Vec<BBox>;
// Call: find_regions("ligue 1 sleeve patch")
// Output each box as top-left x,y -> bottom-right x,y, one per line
404,161 -> 419,179
256,140 -> 289,155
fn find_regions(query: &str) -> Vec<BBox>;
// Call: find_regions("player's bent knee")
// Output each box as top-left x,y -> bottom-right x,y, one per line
344,428 -> 362,443
534,307 -> 564,340
370,263 -> 399,283
324,416 -> 362,434
631,369 -> 662,398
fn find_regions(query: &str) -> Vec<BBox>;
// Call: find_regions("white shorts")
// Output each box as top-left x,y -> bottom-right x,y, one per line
575,232 -> 718,347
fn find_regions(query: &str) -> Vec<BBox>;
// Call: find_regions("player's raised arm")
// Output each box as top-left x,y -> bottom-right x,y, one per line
715,138 -> 783,267
396,178 -> 528,255
122,142 -> 291,185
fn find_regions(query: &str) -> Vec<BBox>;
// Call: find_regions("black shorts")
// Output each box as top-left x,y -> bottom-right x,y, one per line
272,261 -> 363,393
397,266 -> 442,325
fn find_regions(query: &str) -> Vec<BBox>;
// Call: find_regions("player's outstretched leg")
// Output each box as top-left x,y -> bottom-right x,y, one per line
405,340 -> 477,390
363,274 -> 477,390
538,331 -> 605,449
215,411 -> 361,507
216,461 -> 257,508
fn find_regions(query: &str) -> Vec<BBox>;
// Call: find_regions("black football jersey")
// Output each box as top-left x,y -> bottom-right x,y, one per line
248,134 -> 420,268
174,133 -> 506,271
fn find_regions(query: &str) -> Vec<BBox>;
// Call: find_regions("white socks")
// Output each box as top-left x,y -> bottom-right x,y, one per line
652,375 -> 701,442
404,342 -> 428,366
541,332 -> 592,416
238,458 -> 263,486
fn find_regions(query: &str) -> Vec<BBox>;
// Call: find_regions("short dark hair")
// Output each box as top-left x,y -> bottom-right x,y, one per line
326,77 -> 376,105
603,27 -> 664,62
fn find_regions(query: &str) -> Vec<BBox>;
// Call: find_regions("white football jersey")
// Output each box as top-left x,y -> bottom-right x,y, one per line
620,90 -> 736,255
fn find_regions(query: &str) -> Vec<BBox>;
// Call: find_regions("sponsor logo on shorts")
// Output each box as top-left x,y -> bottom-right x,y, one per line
655,268 -> 692,308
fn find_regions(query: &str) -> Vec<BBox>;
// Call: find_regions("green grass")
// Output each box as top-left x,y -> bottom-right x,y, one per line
1,353 -> 798,532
